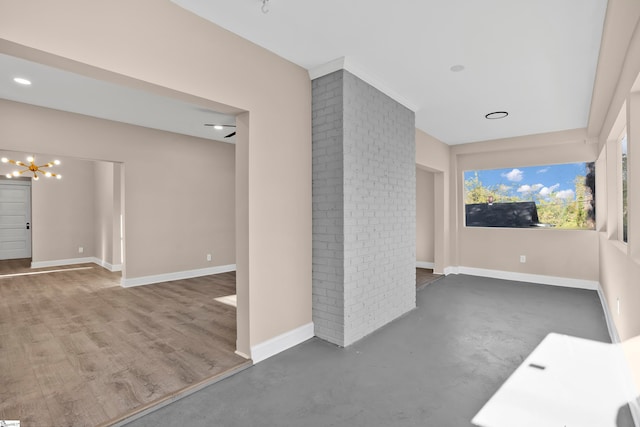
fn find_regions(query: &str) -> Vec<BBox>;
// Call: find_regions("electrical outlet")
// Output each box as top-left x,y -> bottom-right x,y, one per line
206,253 -> 212,262
78,246 -> 84,254
519,255 -> 526,263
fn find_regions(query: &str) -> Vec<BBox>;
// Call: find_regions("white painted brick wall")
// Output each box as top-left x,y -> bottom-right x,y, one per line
312,71 -> 345,345
312,70 -> 416,347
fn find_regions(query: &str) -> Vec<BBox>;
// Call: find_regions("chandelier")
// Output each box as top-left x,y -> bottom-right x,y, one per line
1,155 -> 62,181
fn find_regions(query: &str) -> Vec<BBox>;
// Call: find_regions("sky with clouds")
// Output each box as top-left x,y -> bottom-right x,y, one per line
464,162 -> 590,202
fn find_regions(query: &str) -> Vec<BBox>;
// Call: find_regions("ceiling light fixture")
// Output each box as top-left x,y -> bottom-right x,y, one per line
450,65 -> 465,72
485,111 -> 509,120
261,0 -> 270,14
1,156 -> 62,181
13,77 -> 31,85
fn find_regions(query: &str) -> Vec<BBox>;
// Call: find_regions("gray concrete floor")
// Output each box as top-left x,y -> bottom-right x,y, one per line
126,274 -> 616,427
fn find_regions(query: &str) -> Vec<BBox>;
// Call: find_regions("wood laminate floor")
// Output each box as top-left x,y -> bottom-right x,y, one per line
0,259 -> 249,427
416,267 -> 443,289
127,274 -> 614,427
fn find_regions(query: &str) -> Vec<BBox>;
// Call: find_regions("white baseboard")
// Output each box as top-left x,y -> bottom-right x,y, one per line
597,283 -> 621,344
234,350 -> 250,360
443,266 -> 458,275
121,264 -> 236,288
597,287 -> 640,426
32,257 -> 123,272
416,261 -> 435,269
250,322 -> 315,364
454,266 -> 598,290
93,258 -> 123,272
31,257 -> 96,269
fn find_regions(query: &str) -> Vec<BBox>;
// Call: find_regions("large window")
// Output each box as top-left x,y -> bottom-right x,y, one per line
621,132 -> 628,242
464,162 -> 595,229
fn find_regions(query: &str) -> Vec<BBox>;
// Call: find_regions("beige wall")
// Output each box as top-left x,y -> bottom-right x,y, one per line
4,0 -> 637,353
94,161 -> 114,266
1,100 -> 237,274
599,233 -> 640,340
0,0 -> 312,354
416,167 -> 435,263
595,0 -> 640,340
450,129 -> 600,281
592,0 -> 640,141
415,129 -> 451,273
94,161 -> 123,268
11,153 -> 97,263
442,0 -> 640,340
414,0 -> 640,340
416,129 -> 450,171
0,150 -> 127,267
459,227 -> 599,280
113,163 -> 123,267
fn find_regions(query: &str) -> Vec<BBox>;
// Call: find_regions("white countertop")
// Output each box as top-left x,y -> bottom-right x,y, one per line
472,333 -> 639,427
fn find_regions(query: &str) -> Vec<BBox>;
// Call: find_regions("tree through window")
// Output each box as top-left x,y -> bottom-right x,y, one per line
464,162 -> 595,229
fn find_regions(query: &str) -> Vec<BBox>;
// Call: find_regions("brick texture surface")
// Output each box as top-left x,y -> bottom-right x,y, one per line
312,70 -> 415,346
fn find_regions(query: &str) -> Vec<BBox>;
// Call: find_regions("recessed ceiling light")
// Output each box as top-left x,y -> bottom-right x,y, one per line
450,65 -> 465,72
214,125 -> 224,130
485,111 -> 509,119
13,77 -> 32,86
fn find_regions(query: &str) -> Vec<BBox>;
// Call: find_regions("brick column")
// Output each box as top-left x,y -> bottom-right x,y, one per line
312,70 -> 416,346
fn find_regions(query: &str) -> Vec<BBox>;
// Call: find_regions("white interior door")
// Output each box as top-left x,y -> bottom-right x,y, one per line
0,180 -> 32,260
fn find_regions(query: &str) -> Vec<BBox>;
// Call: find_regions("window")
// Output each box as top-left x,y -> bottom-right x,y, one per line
464,162 -> 595,229
621,132 -> 628,243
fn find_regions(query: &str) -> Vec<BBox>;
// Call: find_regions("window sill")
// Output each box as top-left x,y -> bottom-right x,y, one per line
463,225 -> 595,231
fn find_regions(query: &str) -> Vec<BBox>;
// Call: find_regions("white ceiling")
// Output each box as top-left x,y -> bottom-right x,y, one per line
172,0 -> 608,145
0,1 -> 608,146
0,54 -> 237,143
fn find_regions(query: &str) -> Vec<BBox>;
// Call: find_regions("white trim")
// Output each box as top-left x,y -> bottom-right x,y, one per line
443,266 -> 458,275
234,350 -> 250,360
0,266 -> 93,278
250,322 -> 315,364
31,257 -> 122,272
31,257 -> 95,269
416,261 -> 435,269
308,57 -> 345,80
121,264 -> 236,288
308,56 -> 419,112
597,283 -> 621,344
93,258 -> 123,272
596,286 -> 640,426
454,266 -> 598,290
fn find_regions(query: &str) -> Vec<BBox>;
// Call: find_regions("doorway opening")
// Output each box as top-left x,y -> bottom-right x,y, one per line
0,150 -> 124,272
416,165 -> 444,288
0,49 -> 250,425
0,177 -> 31,260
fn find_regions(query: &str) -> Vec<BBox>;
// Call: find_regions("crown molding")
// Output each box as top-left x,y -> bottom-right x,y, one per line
308,56 -> 419,112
